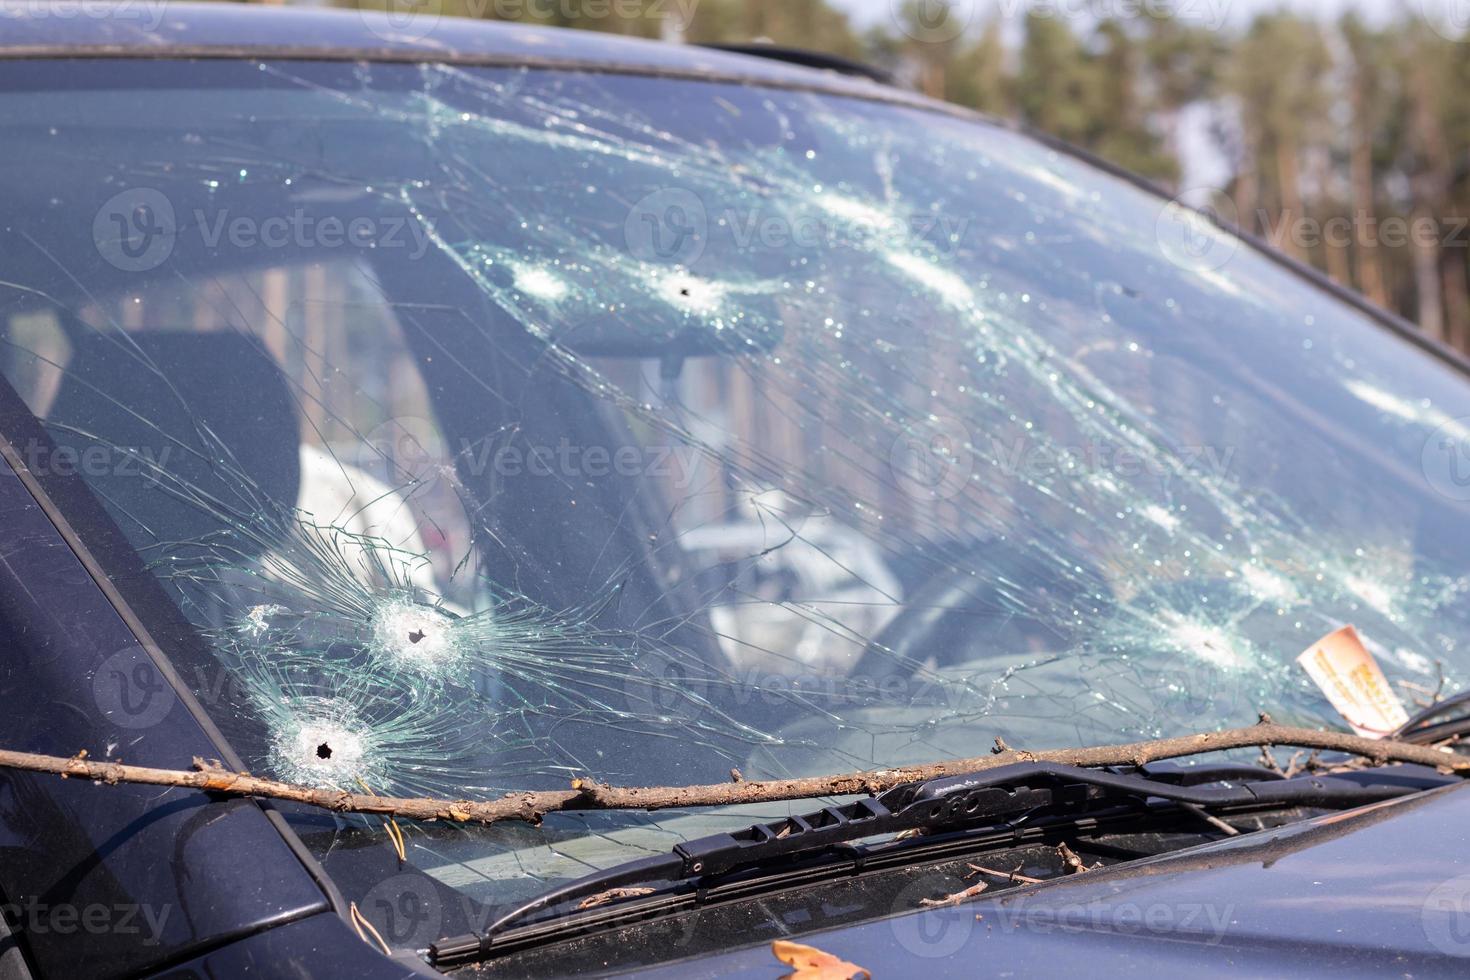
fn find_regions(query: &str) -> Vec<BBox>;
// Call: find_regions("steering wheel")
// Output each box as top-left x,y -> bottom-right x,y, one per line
850,538 -> 1105,682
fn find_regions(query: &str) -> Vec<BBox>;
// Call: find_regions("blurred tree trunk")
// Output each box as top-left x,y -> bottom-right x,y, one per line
1411,202 -> 1446,339
1406,31 -> 1454,340
1274,136 -> 1306,261
1227,15 -> 1329,264
1232,115 -> 1262,237
1443,248 -> 1470,349
1349,123 -> 1387,304
1342,14 -> 1390,306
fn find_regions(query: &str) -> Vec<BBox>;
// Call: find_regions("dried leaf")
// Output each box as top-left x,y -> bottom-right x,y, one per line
771,939 -> 870,979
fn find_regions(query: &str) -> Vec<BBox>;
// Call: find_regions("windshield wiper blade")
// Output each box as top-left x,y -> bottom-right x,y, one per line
429,760 -> 1431,967
1395,689 -> 1470,743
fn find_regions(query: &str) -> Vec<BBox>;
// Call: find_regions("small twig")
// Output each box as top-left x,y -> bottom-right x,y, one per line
919,879 -> 989,907
967,863 -> 1043,885
1178,801 -> 1240,836
0,723 -> 1460,827
358,778 -> 406,863
1400,664 -> 1449,709
1056,842 -> 1091,874
1393,664 -> 1452,708
1399,680 -> 1438,709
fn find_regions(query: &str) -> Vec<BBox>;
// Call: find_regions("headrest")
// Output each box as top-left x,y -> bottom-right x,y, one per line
46,330 -> 301,558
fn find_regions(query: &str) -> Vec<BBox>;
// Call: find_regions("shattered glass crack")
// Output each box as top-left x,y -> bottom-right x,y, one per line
2,59 -> 1470,912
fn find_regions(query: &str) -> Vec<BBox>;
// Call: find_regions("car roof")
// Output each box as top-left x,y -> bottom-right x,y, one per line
0,1 -> 907,99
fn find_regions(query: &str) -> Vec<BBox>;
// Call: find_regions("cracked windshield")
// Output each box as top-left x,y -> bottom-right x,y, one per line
4,59 -> 1470,919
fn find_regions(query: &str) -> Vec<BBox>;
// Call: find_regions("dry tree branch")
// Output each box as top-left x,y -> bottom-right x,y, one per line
0,722 -> 1462,827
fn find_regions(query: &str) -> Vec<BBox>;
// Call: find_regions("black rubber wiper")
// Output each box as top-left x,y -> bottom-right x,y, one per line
429,760 -> 1439,967
1395,689 -> 1470,744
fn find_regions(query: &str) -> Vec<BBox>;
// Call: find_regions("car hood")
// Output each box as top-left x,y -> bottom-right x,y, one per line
622,781 -> 1470,978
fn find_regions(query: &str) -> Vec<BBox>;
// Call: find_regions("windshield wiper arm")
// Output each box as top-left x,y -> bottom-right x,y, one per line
429,760 -> 1431,967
